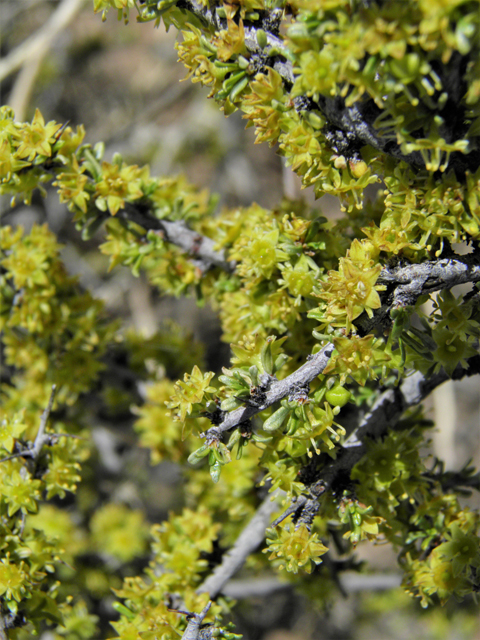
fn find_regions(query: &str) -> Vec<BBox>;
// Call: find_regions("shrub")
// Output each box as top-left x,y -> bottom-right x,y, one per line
1,0 -> 480,638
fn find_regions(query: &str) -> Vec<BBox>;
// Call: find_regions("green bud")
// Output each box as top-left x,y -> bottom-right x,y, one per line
187,445 -> 209,465
325,385 -> 352,408
229,76 -> 249,103
256,29 -> 268,49
238,56 -> 249,70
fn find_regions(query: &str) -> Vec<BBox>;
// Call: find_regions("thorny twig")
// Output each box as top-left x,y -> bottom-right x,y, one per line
201,342 -> 335,439
178,601 -> 212,640
0,385 -> 83,465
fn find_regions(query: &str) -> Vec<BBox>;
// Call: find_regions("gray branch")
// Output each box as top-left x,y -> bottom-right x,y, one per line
222,572 -> 402,598
117,207 -> 235,273
202,343 -> 335,438
379,253 -> 480,307
180,601 -> 212,640
159,218 -> 235,273
357,251 -> 480,335
196,491 -> 284,598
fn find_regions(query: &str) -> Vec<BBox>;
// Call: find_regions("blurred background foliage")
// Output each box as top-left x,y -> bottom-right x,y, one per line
1,1 -> 480,638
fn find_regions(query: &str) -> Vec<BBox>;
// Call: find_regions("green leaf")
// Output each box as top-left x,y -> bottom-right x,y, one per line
263,405 -> 290,432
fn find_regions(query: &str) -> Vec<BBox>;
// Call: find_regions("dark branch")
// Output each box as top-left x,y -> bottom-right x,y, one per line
174,1 -> 453,171
308,356 -> 479,506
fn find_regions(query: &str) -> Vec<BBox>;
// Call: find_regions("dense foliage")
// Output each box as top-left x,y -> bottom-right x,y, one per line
1,0 -> 480,638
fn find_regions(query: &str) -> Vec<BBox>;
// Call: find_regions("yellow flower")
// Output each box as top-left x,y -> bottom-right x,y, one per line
213,17 -> 247,62
325,334 -> 390,385
54,157 -> 90,213
265,523 -> 328,573
13,109 -> 61,162
94,161 -> 146,215
315,239 -> 385,330
0,558 -> 28,602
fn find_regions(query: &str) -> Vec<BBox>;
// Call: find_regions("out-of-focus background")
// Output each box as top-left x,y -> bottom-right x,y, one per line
1,1 -> 479,638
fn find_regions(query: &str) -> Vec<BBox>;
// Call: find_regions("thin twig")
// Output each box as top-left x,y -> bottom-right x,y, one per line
0,384 -> 58,464
180,601 -> 212,640
0,451 -> 35,464
31,384 -> 57,460
0,432 -> 85,464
